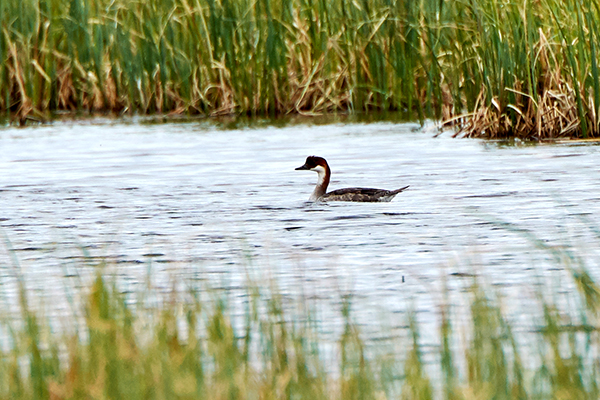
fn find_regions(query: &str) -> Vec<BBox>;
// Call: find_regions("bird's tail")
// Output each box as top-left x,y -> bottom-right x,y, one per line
391,185 -> 410,194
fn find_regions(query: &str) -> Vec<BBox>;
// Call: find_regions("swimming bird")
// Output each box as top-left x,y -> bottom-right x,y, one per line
295,156 -> 409,202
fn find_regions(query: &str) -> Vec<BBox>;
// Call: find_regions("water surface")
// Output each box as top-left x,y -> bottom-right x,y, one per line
1,118 -> 600,346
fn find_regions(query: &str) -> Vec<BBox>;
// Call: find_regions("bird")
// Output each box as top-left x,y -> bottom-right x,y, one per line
295,156 -> 409,202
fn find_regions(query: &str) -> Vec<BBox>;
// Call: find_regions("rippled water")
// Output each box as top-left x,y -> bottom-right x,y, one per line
2,117 -> 600,346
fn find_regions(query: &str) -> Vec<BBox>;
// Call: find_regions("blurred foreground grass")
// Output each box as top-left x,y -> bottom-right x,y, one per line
1,247 -> 600,400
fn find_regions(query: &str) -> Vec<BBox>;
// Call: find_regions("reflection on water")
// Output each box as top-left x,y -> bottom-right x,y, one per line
1,118 -> 600,348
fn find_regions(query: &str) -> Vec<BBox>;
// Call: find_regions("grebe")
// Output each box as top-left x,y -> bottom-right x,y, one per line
295,156 -> 409,202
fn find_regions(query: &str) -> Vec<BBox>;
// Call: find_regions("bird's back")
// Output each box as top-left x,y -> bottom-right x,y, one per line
321,186 -> 409,202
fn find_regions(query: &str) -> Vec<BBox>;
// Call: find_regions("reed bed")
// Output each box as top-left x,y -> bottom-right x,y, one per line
2,0 -> 600,138
0,248 -> 600,399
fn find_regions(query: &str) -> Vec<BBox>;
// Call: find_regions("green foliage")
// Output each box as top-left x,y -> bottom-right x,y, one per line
2,0 -> 600,136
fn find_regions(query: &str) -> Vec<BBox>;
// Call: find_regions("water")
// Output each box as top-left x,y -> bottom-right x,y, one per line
1,117 -> 600,347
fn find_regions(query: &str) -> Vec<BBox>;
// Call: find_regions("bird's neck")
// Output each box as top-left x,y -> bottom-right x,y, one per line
310,165 -> 330,200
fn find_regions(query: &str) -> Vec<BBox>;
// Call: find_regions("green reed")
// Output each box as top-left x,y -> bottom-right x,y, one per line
1,243 -> 600,399
1,0 -> 600,136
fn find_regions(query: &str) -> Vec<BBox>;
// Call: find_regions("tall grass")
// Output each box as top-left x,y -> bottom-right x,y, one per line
2,0 -> 600,138
1,249 -> 600,399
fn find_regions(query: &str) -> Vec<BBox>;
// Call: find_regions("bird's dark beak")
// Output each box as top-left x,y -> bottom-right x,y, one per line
295,164 -> 309,170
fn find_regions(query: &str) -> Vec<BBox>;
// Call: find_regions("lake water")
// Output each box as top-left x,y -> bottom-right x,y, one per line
1,116 -> 600,350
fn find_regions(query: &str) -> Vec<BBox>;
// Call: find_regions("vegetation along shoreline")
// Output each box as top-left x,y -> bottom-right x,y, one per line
2,0 -> 600,139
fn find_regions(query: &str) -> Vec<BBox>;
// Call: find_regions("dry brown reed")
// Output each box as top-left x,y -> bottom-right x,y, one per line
450,31 -> 590,140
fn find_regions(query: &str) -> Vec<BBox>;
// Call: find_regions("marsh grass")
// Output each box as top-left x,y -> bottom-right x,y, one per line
1,247 -> 600,399
2,0 -> 600,138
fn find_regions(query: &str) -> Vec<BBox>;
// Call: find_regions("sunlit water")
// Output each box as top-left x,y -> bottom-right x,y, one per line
2,117 -> 600,356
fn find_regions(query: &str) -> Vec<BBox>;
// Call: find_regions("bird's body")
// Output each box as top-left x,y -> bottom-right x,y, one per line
295,156 -> 409,202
